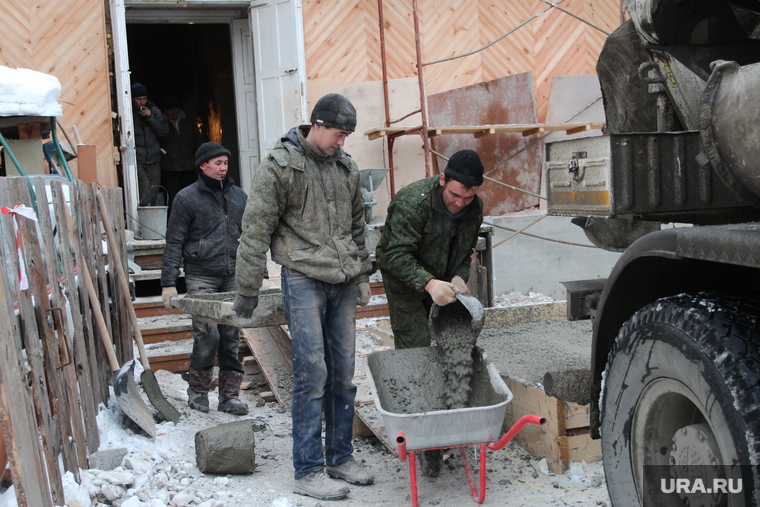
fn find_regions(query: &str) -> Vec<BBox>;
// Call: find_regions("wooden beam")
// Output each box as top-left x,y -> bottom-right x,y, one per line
241,327 -> 293,405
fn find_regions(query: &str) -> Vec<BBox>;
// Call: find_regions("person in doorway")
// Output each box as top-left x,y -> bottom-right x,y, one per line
159,96 -> 205,216
374,149 -> 485,476
160,142 -> 250,416
232,93 -> 375,501
132,82 -> 169,206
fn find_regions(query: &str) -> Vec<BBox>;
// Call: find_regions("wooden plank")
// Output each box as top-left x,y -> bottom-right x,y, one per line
363,123 -> 604,139
564,401 -> 590,430
356,303 -> 389,319
31,178 -> 86,472
268,326 -> 293,369
502,376 -> 563,437
3,179 -> 64,504
0,182 -> 53,507
70,181 -> 109,406
355,403 -> 395,455
241,327 -> 293,405
51,181 -> 101,454
567,432 -> 602,464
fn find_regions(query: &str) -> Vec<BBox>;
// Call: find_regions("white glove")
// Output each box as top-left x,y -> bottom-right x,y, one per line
357,282 -> 371,306
162,286 -> 178,309
425,279 -> 457,306
451,275 -> 470,295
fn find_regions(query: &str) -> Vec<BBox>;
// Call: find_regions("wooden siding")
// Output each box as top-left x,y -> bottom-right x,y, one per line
303,0 -> 621,122
0,0 -> 116,182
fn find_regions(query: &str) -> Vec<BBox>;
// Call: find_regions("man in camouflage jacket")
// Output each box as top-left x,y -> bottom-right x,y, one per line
232,94 -> 375,501
376,149 -> 485,350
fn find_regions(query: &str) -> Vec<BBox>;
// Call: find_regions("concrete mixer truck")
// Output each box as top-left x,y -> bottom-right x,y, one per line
545,1 -> 760,504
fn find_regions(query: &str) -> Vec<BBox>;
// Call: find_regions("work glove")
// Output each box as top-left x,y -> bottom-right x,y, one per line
425,279 -> 457,306
162,286 -> 178,309
232,294 -> 259,319
357,282 -> 371,307
451,275 -> 470,295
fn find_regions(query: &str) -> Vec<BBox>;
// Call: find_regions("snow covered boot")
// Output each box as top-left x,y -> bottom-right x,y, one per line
217,370 -> 249,415
187,367 -> 213,413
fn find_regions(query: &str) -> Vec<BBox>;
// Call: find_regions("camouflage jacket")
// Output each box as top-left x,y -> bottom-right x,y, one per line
235,126 -> 372,297
376,175 -> 483,292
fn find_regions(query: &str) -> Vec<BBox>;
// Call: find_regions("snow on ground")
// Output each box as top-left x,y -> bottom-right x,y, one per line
0,292 -> 610,507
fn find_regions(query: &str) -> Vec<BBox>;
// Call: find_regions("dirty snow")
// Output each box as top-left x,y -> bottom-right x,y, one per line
0,292 -> 611,507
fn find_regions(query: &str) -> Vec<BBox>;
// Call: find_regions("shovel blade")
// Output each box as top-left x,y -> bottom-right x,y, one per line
141,369 -> 181,424
113,360 -> 156,437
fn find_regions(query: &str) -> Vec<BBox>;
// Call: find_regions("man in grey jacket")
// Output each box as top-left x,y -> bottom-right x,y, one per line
132,82 -> 169,206
233,94 -> 374,501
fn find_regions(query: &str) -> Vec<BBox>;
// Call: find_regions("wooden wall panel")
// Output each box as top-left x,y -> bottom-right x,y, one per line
0,0 -> 115,182
303,0 -> 621,122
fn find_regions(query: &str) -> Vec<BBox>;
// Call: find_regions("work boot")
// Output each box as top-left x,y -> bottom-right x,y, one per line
294,470 -> 350,500
187,367 -> 213,413
421,449 -> 442,478
217,370 -> 248,415
326,456 -> 374,485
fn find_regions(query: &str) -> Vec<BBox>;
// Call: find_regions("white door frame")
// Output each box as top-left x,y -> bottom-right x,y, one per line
111,1 -> 308,228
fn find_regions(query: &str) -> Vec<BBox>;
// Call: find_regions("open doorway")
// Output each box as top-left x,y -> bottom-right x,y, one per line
126,23 -> 241,186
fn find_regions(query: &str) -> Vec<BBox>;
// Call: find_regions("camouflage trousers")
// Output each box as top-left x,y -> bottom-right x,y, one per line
382,270 -> 434,350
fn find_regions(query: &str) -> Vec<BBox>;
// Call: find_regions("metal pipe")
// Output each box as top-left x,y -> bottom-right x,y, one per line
50,118 -> 75,182
488,415 -> 547,451
396,431 -> 407,461
412,0 -> 431,177
378,0 -> 395,196
0,131 -> 38,212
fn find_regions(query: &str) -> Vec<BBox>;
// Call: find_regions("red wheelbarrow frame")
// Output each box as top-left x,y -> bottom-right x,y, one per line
395,415 -> 547,507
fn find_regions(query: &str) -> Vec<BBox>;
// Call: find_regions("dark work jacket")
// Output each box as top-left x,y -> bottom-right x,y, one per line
161,174 -> 248,286
133,100 -> 169,165
159,116 -> 204,172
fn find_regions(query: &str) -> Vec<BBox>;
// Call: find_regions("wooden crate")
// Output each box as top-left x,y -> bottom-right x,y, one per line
502,375 -> 601,474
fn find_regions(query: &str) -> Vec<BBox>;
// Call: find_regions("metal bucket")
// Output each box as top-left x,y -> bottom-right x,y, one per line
137,205 -> 167,240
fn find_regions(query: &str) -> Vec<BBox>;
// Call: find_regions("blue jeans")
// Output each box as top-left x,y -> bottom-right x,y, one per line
185,274 -> 243,373
282,267 -> 358,479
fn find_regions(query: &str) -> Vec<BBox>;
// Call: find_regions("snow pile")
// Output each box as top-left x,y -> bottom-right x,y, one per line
0,66 -> 62,117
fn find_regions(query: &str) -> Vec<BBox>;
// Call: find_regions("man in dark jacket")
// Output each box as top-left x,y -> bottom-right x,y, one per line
375,149 -> 484,477
159,96 -> 204,214
132,82 -> 169,206
160,142 -> 249,415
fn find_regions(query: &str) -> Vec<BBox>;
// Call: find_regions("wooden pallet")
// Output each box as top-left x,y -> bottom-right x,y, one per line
365,122 -> 604,141
501,376 -> 601,474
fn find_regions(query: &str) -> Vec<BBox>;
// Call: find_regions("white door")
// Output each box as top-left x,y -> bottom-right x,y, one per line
231,19 -> 260,194
249,0 -> 308,161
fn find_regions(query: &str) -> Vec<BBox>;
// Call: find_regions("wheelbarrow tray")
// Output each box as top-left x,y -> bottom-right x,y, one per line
364,345 -> 512,451
170,289 -> 285,327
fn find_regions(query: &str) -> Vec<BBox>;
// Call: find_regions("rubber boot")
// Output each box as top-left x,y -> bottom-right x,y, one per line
217,370 -> 249,415
421,449 -> 442,478
187,367 -> 213,413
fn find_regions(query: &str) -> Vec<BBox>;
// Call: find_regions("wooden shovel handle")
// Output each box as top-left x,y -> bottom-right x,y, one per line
63,206 -> 120,372
96,188 -> 151,371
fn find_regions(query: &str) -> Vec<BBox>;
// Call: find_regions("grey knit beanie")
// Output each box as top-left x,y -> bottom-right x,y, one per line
443,150 -> 485,187
195,142 -> 231,168
310,93 -> 357,132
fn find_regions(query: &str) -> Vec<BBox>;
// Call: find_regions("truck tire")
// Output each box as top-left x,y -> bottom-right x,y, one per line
601,293 -> 760,506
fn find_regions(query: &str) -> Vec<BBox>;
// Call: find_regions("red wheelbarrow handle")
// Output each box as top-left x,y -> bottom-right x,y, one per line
488,414 -> 546,451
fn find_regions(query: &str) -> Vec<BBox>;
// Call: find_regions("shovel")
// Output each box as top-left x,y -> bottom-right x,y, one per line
82,248 -> 156,437
96,188 -> 181,424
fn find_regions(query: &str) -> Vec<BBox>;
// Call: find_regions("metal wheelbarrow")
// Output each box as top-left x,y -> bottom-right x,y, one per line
363,295 -> 546,506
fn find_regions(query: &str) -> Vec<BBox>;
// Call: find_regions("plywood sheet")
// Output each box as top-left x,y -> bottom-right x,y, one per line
428,73 -> 542,216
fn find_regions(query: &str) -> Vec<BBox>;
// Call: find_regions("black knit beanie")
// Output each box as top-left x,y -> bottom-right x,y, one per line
195,142 -> 231,168
310,93 -> 357,132
131,82 -> 148,97
443,150 -> 485,187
